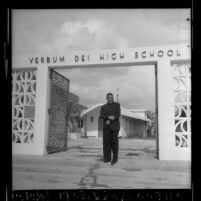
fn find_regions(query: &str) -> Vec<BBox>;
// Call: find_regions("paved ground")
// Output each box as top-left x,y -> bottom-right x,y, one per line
12,138 -> 191,190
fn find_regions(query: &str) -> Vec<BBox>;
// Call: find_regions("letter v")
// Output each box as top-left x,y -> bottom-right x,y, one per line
29,57 -> 34,64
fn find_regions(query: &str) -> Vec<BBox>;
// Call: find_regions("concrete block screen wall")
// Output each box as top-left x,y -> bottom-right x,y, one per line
12,44 -> 191,160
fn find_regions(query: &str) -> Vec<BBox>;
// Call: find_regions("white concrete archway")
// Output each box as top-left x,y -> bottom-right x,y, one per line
12,44 -> 191,160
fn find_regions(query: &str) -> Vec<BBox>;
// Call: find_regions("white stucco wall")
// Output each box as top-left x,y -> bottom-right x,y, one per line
86,107 -> 100,137
12,65 -> 50,155
157,60 -> 191,160
119,116 -> 147,138
33,65 -> 50,155
130,111 -> 147,118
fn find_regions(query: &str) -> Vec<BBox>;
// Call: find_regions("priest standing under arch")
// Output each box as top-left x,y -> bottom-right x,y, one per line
99,93 -> 121,166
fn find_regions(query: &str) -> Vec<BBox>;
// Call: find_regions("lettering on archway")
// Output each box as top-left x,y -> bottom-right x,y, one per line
28,47 -> 184,65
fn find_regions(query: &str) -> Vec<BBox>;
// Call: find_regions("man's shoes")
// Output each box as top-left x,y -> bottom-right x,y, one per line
111,160 -> 117,166
104,159 -> 111,163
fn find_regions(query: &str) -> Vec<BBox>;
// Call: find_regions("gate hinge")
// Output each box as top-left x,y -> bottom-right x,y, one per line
48,108 -> 52,114
49,71 -> 52,79
155,107 -> 158,114
154,67 -> 157,76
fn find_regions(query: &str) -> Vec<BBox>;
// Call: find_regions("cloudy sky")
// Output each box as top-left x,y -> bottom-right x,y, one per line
58,65 -> 155,109
12,9 -> 190,110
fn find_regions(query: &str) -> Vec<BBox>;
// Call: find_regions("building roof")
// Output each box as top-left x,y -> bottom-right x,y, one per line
130,109 -> 148,112
80,103 -> 102,117
121,106 -> 151,122
81,103 -> 151,122
68,91 -> 79,103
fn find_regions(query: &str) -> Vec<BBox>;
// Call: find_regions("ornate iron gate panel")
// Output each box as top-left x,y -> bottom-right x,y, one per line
172,61 -> 191,147
46,69 -> 69,154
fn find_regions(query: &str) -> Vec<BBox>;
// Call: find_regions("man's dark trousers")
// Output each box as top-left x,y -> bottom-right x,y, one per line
103,127 -> 119,162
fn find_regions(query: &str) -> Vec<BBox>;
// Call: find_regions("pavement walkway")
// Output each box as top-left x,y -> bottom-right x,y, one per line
12,138 -> 191,190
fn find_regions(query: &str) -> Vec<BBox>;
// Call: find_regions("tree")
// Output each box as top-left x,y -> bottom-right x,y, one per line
68,102 -> 82,133
146,110 -> 156,137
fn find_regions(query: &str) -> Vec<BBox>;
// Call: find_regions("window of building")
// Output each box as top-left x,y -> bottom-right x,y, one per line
78,119 -> 83,128
91,117 -> 94,123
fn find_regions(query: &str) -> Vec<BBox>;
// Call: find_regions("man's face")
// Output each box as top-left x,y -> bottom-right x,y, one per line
107,95 -> 114,104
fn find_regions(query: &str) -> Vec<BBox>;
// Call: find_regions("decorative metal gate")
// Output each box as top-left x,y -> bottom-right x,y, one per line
46,69 -> 69,154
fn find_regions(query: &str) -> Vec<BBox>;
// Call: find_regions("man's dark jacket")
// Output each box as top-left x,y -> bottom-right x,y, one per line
99,102 -> 121,131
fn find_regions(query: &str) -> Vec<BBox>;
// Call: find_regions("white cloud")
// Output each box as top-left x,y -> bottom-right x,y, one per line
61,21 -> 84,35
35,19 -> 130,53
33,14 -> 189,54
86,19 -> 106,34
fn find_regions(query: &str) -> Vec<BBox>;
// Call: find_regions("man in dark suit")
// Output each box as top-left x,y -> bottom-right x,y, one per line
99,93 -> 121,166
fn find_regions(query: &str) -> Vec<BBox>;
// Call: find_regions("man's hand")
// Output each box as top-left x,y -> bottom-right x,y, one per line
106,120 -> 110,125
108,116 -> 115,121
